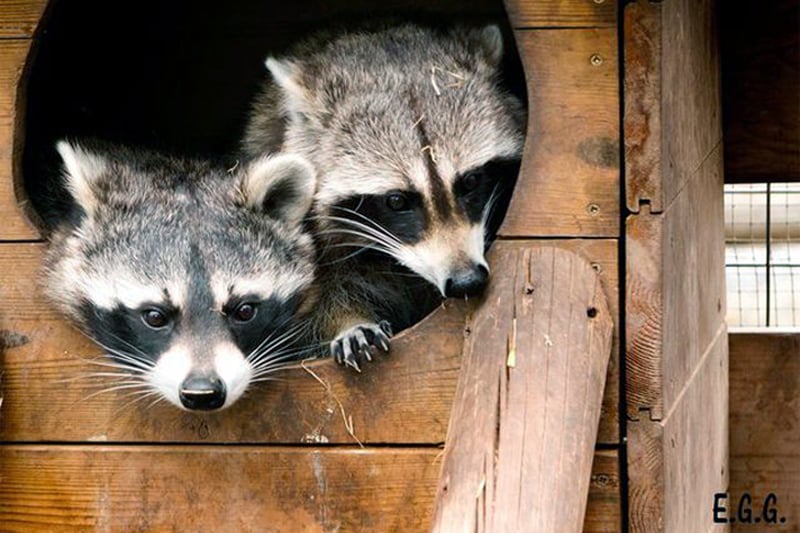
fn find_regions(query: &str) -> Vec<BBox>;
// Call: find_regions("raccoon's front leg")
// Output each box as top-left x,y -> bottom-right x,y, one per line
330,320 -> 393,372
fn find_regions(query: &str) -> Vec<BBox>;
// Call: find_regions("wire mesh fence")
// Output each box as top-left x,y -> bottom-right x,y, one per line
725,183 -> 800,327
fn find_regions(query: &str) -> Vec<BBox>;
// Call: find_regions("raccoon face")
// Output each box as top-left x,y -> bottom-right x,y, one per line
261,24 -> 525,297
45,142 -> 317,411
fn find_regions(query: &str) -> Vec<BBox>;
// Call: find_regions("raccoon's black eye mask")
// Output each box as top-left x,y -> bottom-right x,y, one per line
333,191 -> 426,244
454,158 -> 521,223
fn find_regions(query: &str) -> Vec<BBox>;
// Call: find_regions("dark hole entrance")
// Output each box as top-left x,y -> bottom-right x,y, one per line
22,0 -> 527,333
23,0 -> 526,231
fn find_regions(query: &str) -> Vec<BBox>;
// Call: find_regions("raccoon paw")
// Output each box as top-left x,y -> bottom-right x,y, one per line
330,321 -> 393,372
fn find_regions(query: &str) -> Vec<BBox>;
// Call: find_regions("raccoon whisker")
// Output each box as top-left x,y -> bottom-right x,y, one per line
321,210 -> 404,243
80,382 -> 153,403
87,322 -> 152,360
248,325 -> 311,367
111,389 -> 162,417
251,346 -> 320,374
245,314 -> 302,363
317,229 -> 404,263
318,225 -> 402,251
80,337 -> 155,372
324,210 -> 405,246
250,340 -> 321,369
72,353 -> 152,374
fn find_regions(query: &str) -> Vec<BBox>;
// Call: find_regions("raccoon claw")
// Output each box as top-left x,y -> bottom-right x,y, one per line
330,321 -> 393,371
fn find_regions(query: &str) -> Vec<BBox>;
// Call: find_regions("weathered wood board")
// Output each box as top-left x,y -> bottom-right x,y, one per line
624,0 -> 728,531
431,247 -> 613,531
0,239 -> 619,444
0,445 -> 621,532
0,40 -> 38,240
505,0 -> 616,29
500,28 -> 619,238
729,333 -> 800,533
0,0 -> 47,38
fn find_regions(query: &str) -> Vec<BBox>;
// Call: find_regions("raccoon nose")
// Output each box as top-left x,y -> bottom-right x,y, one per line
179,374 -> 227,411
444,264 -> 489,298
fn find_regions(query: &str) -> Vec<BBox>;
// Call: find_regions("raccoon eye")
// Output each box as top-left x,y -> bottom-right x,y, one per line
461,170 -> 485,192
386,192 -> 409,211
232,303 -> 257,323
142,308 -> 169,329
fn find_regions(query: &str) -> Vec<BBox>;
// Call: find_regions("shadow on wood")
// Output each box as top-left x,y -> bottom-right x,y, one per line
431,246 -> 613,531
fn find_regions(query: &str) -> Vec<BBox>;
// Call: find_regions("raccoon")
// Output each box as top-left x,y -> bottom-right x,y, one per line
242,24 -> 525,370
44,141 -> 317,410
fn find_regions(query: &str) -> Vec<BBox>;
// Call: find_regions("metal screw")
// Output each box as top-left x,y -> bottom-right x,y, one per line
586,203 -> 601,215
590,54 -> 604,66
591,263 -> 603,273
593,0 -> 605,4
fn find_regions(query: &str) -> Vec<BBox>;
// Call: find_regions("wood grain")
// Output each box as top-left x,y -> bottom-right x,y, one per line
500,28 -> 619,238
660,0 -> 721,210
0,40 -> 39,240
729,334 -> 800,533
624,0 -> 727,530
504,0 -> 616,29
624,0 -> 662,213
628,328 -> 729,533
0,0 -> 48,38
730,334 -> 800,457
661,327 -> 728,532
0,444 -> 622,532
431,246 -> 613,531
0,239 -> 619,444
722,0 -> 800,183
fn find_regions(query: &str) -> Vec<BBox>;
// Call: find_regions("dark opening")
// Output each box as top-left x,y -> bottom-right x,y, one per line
22,0 -> 527,231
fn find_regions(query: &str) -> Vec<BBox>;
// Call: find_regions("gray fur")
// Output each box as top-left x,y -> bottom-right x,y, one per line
45,141 -> 317,409
243,24 -> 525,368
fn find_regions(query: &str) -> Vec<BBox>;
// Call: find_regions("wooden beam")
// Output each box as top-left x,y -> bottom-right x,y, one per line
0,444 -> 620,532
0,239 -> 619,444
431,246 -> 613,531
0,0 -> 48,38
504,0 -> 616,29
729,333 -> 800,532
0,41 -> 39,240
500,28 -> 619,238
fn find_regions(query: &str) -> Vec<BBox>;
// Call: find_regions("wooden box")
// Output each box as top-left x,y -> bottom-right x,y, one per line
0,0 -> 726,531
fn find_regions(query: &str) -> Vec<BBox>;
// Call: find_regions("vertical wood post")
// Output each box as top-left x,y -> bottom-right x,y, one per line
431,245 -> 613,532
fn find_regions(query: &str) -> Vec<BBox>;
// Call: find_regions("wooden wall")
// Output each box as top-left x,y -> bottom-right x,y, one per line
0,0 -> 623,530
729,333 -> 800,533
624,0 -> 729,531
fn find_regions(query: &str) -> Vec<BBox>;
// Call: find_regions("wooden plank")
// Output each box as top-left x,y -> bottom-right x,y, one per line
0,0 -> 48,38
730,458 -> 800,533
0,445 -> 620,532
624,0 -> 662,213
504,0 -> 616,28
0,239 -> 619,444
729,333 -> 800,533
722,0 -> 800,183
661,327 -> 728,532
628,327 -> 729,532
730,333 -> 800,457
0,40 -> 39,239
431,246 -> 613,531
660,0 -> 721,210
500,28 -> 619,238
626,145 -> 725,420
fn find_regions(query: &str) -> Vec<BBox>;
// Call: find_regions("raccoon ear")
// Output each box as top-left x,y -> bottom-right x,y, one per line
241,154 -> 316,228
56,140 -> 107,216
474,24 -> 504,66
266,56 -> 311,115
